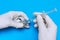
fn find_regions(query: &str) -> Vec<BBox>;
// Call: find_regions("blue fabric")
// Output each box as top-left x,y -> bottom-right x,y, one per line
0,0 -> 60,40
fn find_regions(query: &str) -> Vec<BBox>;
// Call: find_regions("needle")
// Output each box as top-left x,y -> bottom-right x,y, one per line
42,8 -> 57,14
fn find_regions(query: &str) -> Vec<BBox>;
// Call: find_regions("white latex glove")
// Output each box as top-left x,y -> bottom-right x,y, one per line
34,12 -> 57,40
0,11 -> 29,29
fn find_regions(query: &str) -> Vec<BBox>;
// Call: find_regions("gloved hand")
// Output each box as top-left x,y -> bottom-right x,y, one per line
34,12 -> 57,40
0,11 -> 29,29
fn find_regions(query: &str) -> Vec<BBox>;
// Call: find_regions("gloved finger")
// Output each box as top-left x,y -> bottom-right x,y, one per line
33,19 -> 37,23
15,23 -> 24,28
34,13 -> 46,30
34,24 -> 38,28
10,21 -> 24,28
42,14 -> 57,29
33,19 -> 38,28
17,11 -> 29,20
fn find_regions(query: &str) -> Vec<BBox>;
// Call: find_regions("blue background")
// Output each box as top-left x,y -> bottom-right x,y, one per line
0,0 -> 60,40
